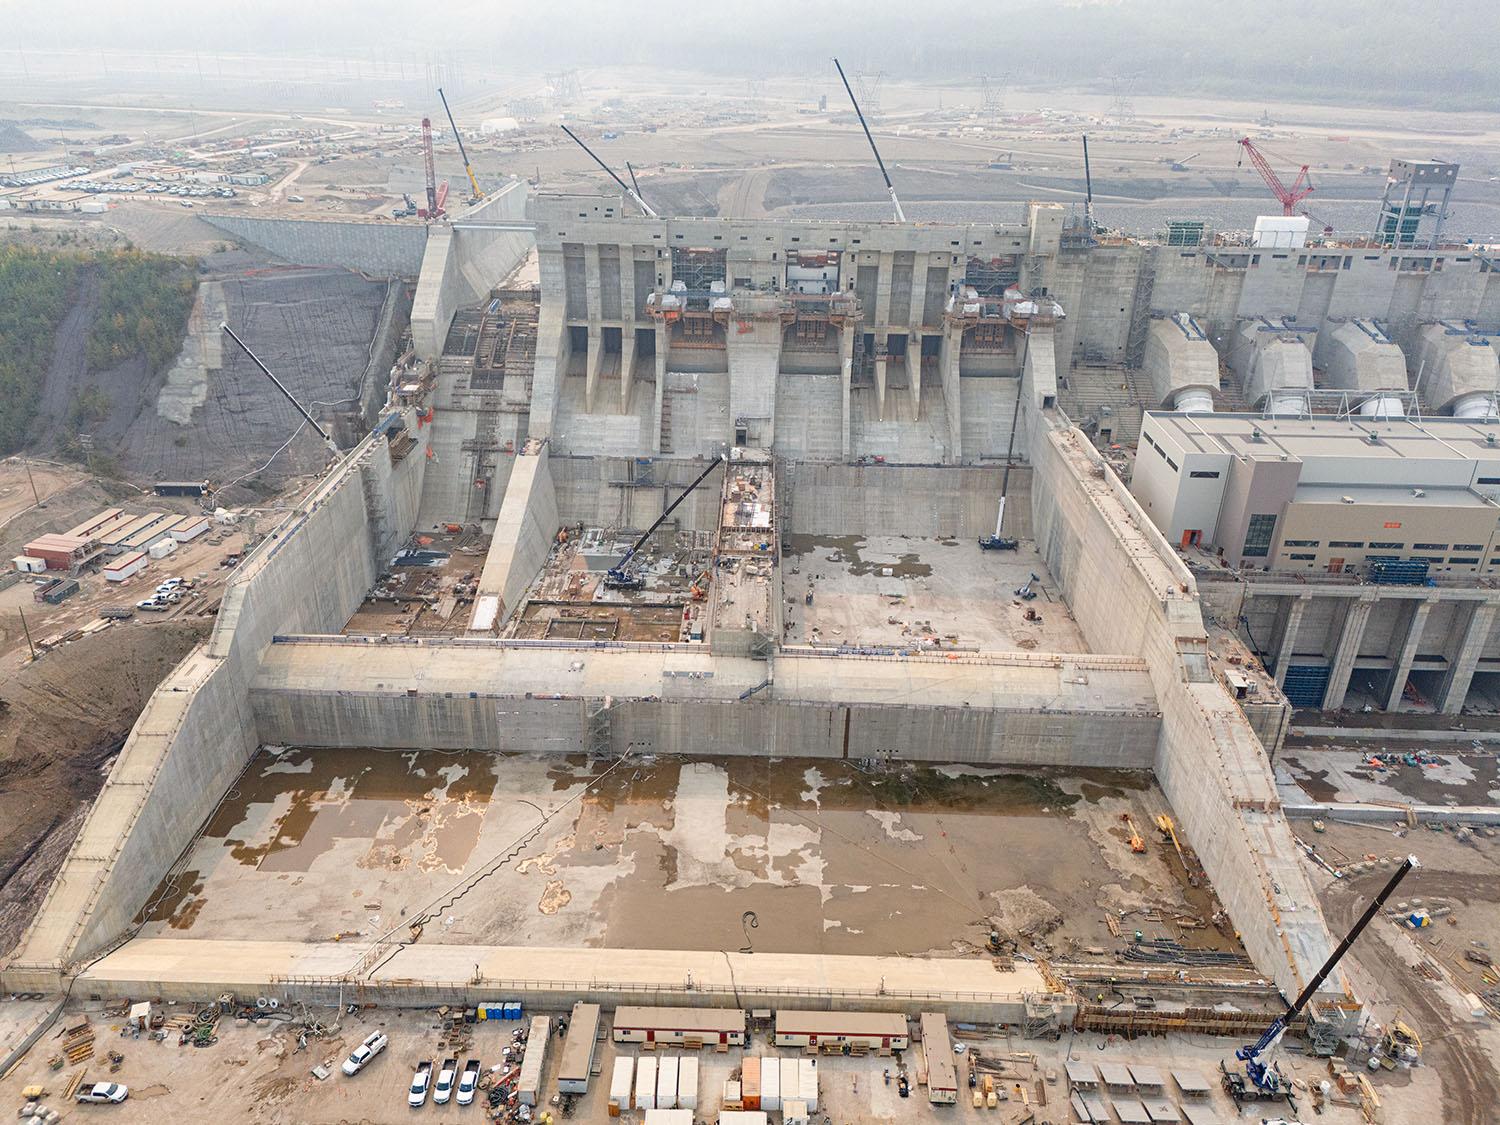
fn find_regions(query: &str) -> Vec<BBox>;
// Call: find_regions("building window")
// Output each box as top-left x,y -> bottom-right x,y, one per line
1329,540 -> 1364,548
1165,457 -> 1179,471
1450,557 -> 1480,564
1189,470 -> 1220,479
1288,553 -> 1316,561
1415,556 -> 1444,564
1242,514 -> 1277,559
1479,477 -> 1500,485
1368,541 -> 1403,550
1455,543 -> 1485,551
1284,539 -> 1320,547
1412,543 -> 1449,551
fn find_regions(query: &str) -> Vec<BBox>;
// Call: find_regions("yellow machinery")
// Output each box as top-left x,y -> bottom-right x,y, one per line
1121,813 -> 1146,853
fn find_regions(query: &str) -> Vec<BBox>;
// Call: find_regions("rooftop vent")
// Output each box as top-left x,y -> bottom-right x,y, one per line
1341,495 -> 1355,504
1412,488 -> 1426,497
1251,427 -> 1264,442
1488,433 -> 1497,445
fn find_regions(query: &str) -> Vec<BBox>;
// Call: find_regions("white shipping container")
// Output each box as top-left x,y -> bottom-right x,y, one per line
657,1054 -> 679,1109
644,1112 -> 693,1125
609,1056 -> 634,1115
148,538 -> 177,559
678,1056 -> 699,1110
635,1056 -> 658,1111
779,1059 -> 799,1107
760,1055 -> 780,1111
516,1015 -> 551,1106
798,1058 -> 818,1111
717,1114 -> 769,1125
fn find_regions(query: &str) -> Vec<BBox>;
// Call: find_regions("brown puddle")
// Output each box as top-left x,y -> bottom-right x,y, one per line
207,747 -> 499,874
780,533 -> 933,578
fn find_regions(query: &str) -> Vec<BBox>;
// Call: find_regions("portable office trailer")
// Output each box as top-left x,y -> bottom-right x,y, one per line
657,1054 -> 679,1109
558,1003 -> 601,1095
608,1056 -> 633,1115
760,1055 -> 780,1111
103,550 -> 148,582
773,1010 -> 909,1054
779,1058 -> 798,1108
516,1016 -> 551,1105
169,514 -> 211,542
798,1059 -> 818,1112
783,1099 -> 809,1125
12,555 -> 45,574
741,1055 -> 760,1110
920,1012 -> 957,1105
678,1057 -> 699,1110
635,1056 -> 658,1111
612,1006 -> 746,1048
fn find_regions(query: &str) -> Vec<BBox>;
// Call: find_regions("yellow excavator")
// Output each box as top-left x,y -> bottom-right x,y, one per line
1120,813 -> 1146,854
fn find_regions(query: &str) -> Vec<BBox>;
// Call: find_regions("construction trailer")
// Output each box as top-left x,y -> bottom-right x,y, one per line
760,1055 -> 780,1110
645,1113 -> 693,1125
103,550 -> 148,583
741,1056 -> 760,1110
608,1056 -> 633,1116
635,1057 -> 658,1111
557,1002 -> 601,1095
678,1057 -> 699,1110
797,1059 -> 818,1112
612,1007 -> 746,1048
153,480 -> 213,497
516,1015 -> 551,1105
22,533 -> 97,571
920,1012 -> 958,1105
657,1054 -> 680,1109
773,1010 -> 909,1054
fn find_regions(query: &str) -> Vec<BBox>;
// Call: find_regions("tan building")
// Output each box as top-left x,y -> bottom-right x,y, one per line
1132,412 -> 1500,576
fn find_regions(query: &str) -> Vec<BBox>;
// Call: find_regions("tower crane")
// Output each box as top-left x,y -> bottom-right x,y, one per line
1237,136 -> 1313,216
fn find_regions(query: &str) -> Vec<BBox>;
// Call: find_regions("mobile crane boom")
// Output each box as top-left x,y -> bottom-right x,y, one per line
220,323 -> 338,453
604,456 -> 725,589
1234,854 -> 1417,1092
437,86 -> 483,202
833,58 -> 905,223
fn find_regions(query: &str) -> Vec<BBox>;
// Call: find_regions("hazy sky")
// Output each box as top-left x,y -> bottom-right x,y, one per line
7,1 -> 1499,109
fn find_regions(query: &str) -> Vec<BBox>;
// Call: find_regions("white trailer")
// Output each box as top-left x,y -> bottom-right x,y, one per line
635,1056 -> 658,1111
516,1016 -> 551,1106
657,1054 -> 679,1109
760,1054 -> 780,1111
608,1056 -> 633,1116
678,1056 -> 699,1110
920,1012 -> 958,1105
798,1058 -> 818,1112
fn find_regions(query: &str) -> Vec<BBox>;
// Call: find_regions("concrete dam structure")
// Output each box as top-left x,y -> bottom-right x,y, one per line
16,184 -> 1500,1043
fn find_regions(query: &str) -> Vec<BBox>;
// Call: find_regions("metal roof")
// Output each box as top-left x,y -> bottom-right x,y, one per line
613,1006 -> 745,1033
774,1010 -> 907,1036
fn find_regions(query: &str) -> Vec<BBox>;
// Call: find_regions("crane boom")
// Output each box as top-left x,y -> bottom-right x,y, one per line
560,126 -> 659,218
833,58 -> 905,223
220,323 -> 337,452
420,117 -> 439,217
604,457 -> 725,589
1238,136 -> 1312,216
437,86 -> 484,202
1234,854 -> 1417,1092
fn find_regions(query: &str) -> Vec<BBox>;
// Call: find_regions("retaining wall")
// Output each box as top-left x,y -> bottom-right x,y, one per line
201,214 -> 428,276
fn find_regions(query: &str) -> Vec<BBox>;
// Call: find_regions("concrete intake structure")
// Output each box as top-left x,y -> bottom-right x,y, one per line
1142,314 -> 1219,412
1412,322 -> 1500,418
1228,319 -> 1315,415
1312,319 -> 1409,417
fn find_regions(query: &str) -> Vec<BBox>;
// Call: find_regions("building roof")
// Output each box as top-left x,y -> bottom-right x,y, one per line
774,1010 -> 907,1035
1145,410 -> 1500,465
25,533 -> 89,553
104,550 -> 147,570
556,1003 -> 600,1080
1293,483 -> 1494,509
612,1006 -> 745,1032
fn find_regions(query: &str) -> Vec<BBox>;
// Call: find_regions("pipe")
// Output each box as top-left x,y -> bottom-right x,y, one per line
1357,395 -> 1406,419
1266,391 -> 1310,416
1451,393 -> 1499,419
1172,388 -> 1216,413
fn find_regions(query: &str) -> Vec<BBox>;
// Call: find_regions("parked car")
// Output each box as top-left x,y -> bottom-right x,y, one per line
76,1083 -> 129,1104
433,1057 -> 458,1105
340,1031 -> 388,1076
136,599 -> 169,612
408,1060 -> 432,1107
456,1059 -> 481,1106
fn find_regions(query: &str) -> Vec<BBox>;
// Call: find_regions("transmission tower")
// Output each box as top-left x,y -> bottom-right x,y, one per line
854,70 -> 885,120
979,75 -> 1006,121
1107,75 -> 1136,123
547,69 -> 582,107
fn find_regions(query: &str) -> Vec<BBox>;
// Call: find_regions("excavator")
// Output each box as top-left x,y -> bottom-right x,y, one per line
603,457 -> 725,591
1223,855 -> 1418,1105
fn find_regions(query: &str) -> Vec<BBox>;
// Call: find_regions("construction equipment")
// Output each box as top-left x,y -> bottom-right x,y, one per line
833,57 -> 905,223
1237,136 -> 1313,216
1154,814 -> 1195,881
1229,855 -> 1418,1099
1121,813 -> 1146,854
220,323 -> 339,454
1081,134 -> 1097,232
1378,1020 -> 1421,1068
437,87 -> 483,202
979,535 -> 1019,551
392,192 -> 419,219
560,125 -> 658,218
419,118 -> 444,219
1170,151 -> 1199,172
603,457 -> 725,590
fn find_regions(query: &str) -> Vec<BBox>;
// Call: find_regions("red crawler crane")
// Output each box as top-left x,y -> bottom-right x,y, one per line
419,117 -> 446,220
1237,136 -> 1313,216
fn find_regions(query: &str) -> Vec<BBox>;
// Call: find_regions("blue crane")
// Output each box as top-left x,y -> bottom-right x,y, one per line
1228,854 -> 1417,1101
603,457 -> 726,591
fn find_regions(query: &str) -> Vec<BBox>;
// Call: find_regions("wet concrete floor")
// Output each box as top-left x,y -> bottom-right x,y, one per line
140,750 -> 1242,962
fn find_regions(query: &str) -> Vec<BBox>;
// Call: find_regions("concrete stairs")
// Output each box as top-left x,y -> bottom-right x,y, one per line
1212,366 -> 1252,412
1059,365 -> 1144,444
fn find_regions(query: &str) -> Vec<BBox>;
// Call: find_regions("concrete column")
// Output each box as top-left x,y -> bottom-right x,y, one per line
619,329 -> 637,413
1273,594 -> 1308,688
619,244 -> 638,326
874,251 -> 894,327
1323,593 -> 1376,711
1439,602 -> 1496,715
839,324 -> 854,460
1384,600 -> 1432,712
652,323 -> 667,455
939,325 -> 962,461
874,331 -> 889,421
583,244 -> 602,323
584,326 -> 603,412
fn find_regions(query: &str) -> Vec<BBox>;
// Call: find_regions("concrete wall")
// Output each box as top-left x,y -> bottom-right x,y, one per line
201,214 -> 428,276
777,463 -> 1032,540
471,443 -> 560,630
1028,409 -> 1336,1000
2,415 -> 430,986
